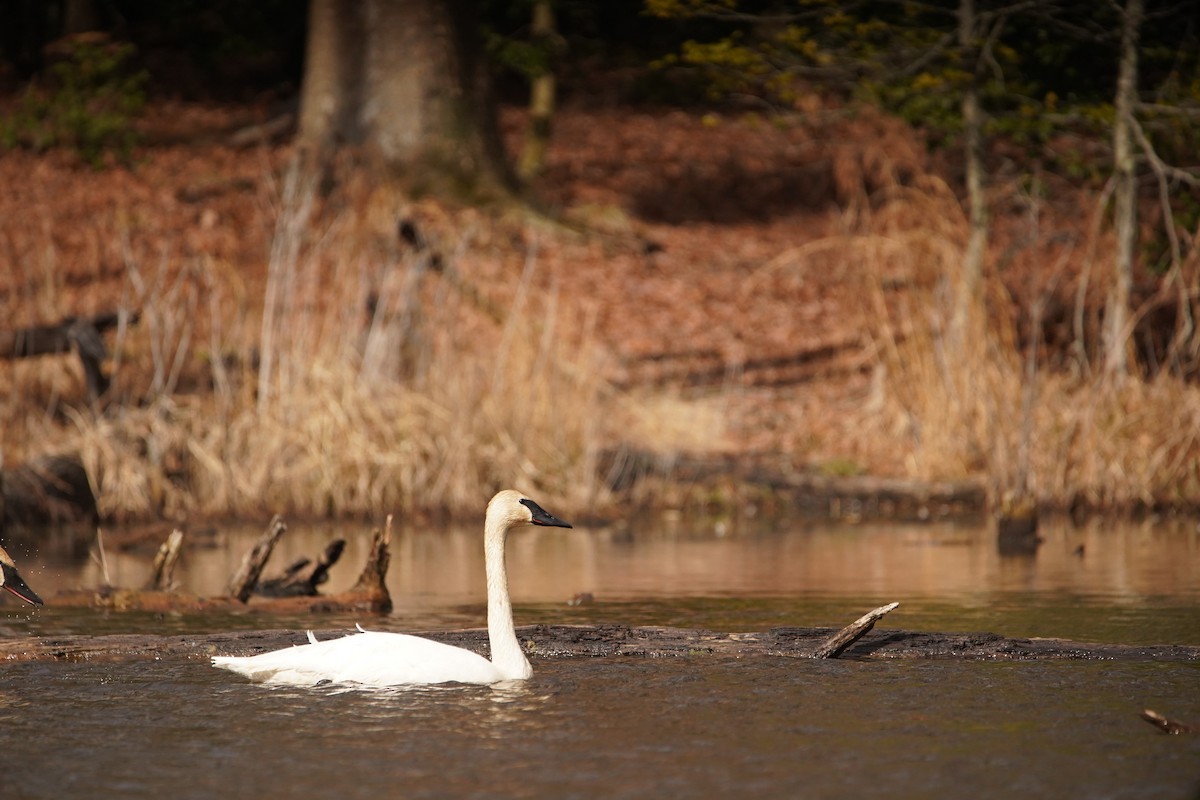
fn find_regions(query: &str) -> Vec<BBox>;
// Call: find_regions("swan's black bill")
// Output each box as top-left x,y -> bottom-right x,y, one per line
2,563 -> 44,606
520,498 -> 573,529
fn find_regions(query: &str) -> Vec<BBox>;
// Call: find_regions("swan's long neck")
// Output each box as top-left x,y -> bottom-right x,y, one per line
483,516 -> 532,680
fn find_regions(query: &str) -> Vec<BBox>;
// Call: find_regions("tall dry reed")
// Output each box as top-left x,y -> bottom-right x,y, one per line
37,162 -> 616,521
822,177 -> 1200,509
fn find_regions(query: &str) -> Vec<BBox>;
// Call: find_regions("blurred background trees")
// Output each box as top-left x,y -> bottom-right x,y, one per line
2,0 -> 1200,377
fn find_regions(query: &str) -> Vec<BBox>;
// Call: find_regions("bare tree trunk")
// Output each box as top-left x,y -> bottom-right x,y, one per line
1105,0 -> 1143,378
952,0 -> 988,349
297,0 -> 514,195
517,0 -> 557,180
297,0 -> 364,157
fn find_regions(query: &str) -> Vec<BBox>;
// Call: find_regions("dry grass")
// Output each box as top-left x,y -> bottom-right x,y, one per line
6,104 -> 1200,520
808,176 -> 1200,511
4,160 -> 629,521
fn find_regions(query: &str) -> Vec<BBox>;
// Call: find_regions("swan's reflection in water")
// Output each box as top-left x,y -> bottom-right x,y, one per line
252,673 -> 555,741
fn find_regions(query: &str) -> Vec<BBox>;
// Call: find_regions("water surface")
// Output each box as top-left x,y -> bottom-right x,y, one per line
4,514 -> 1198,644
2,514 -> 1198,798
1,653 -> 1196,799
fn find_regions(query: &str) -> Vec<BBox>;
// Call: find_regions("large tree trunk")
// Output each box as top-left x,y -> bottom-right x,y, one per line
1105,0 -> 1143,378
298,0 -> 514,196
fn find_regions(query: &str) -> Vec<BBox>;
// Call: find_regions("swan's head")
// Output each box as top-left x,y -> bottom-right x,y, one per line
0,543 -> 44,607
488,490 -> 573,532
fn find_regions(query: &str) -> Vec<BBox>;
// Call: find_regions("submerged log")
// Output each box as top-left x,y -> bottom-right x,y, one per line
1,623 -> 1196,665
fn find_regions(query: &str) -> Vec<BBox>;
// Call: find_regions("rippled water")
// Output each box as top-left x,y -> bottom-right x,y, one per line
1,654 -> 1197,799
1,514 -> 1199,798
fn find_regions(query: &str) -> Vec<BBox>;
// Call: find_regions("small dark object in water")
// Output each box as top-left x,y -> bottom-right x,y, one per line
1140,709 -> 1195,735
997,499 -> 1042,556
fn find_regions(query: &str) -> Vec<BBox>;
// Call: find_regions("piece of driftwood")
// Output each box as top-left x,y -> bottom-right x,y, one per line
227,515 -> 287,602
145,529 -> 184,591
256,539 -> 346,597
813,602 -> 900,658
1140,709 -> 1195,734
1,623 -> 1197,665
0,310 -> 138,402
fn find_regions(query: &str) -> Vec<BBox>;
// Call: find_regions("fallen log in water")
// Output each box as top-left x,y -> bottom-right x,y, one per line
50,518 -> 393,614
2,623 -> 1196,665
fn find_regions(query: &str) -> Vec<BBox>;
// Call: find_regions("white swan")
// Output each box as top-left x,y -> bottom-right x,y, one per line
211,489 -> 573,686
0,543 -> 44,606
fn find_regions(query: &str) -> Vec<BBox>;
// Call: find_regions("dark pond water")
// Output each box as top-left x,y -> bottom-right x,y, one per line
1,654 -> 1197,799
1,514 -> 1198,798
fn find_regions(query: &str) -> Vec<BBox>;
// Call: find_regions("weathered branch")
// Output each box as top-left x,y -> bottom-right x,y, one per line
227,515 -> 287,602
255,539 -> 345,597
813,602 -> 900,658
145,529 -> 184,591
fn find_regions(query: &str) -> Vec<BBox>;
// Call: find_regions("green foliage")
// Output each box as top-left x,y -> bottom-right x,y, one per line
1,36 -> 147,167
485,29 -> 565,81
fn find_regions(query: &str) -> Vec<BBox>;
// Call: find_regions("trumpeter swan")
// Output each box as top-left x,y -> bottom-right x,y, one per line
211,489 -> 573,686
0,543 -> 44,606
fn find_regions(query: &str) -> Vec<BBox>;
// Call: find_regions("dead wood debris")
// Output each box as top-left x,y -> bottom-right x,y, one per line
813,602 -> 900,658
50,515 -> 392,614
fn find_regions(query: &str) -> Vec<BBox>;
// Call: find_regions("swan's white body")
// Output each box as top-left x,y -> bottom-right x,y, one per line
0,543 -> 43,607
211,490 -> 572,687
